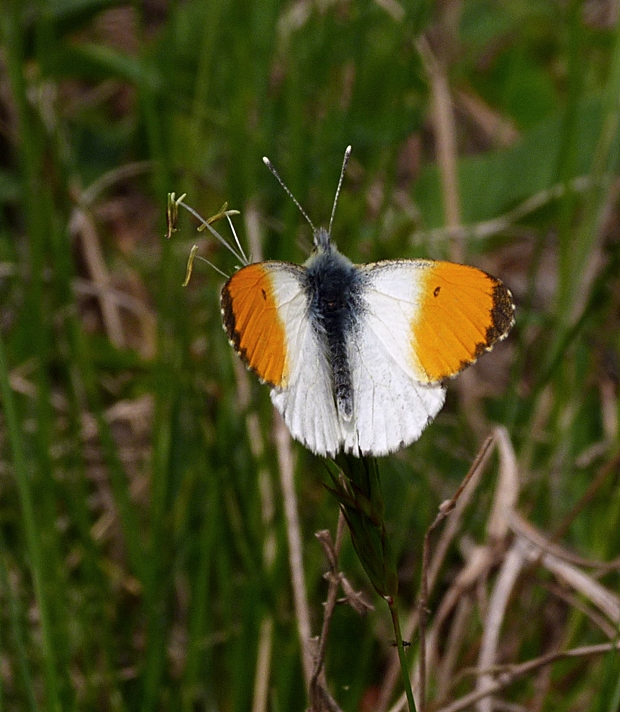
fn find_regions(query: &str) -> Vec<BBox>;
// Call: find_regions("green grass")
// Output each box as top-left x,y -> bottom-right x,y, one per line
1,1 -> 620,710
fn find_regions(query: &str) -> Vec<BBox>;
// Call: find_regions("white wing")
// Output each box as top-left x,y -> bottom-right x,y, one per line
264,264 -> 347,457
346,261 -> 446,456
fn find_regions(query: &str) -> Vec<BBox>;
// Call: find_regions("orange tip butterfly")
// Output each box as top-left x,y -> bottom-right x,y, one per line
220,147 -> 515,457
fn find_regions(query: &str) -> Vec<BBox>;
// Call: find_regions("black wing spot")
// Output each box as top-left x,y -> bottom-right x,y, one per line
433,285 -> 441,297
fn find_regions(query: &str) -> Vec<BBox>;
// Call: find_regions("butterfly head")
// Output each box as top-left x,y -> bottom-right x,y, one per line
313,226 -> 333,254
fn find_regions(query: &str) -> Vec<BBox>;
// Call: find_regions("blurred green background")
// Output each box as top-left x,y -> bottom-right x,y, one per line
1,0 -> 620,710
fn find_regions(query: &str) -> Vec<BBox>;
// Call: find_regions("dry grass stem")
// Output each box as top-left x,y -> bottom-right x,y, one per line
510,512 -> 619,571
274,412 -> 314,687
416,35 -> 463,261
435,595 -> 474,699
456,90 -> 519,147
372,0 -> 405,22
425,544 -> 494,687
436,641 -> 620,712
252,617 -> 274,712
542,580 -> 619,639
72,277 -> 154,320
70,208 -> 126,349
309,513 -> 347,712
244,398 -> 279,712
244,204 -> 264,263
514,533 -> 620,623
79,160 -> 153,207
428,434 -> 497,590
551,448 -> 620,543
411,175 -> 596,246
475,543 -> 526,712
486,427 -> 519,542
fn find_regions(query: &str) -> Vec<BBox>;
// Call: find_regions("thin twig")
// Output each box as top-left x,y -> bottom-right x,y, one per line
551,447 -> 620,543
312,513 -> 346,670
418,435 -> 495,709
309,513 -> 346,712
436,641 -> 620,712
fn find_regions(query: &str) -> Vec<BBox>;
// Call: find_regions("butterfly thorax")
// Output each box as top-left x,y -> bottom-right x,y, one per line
303,236 -> 366,422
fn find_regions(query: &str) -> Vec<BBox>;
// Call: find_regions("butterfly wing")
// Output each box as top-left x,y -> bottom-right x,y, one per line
221,262 -> 345,456
221,258 -> 514,458
348,260 -> 514,455
404,260 -> 514,383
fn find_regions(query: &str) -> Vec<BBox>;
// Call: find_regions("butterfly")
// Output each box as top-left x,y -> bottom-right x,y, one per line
220,147 -> 514,457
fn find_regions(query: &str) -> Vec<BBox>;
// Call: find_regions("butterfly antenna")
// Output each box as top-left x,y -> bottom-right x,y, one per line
262,156 -> 316,233
328,145 -> 351,236
226,213 -> 249,265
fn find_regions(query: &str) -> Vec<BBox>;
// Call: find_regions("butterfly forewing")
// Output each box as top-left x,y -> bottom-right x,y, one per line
221,262 -> 300,388
359,260 -> 514,385
410,261 -> 514,383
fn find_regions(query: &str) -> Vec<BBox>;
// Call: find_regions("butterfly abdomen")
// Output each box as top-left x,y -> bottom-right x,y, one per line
303,248 -> 366,421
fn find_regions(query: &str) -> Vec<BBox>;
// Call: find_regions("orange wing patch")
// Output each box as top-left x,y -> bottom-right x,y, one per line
411,262 -> 514,383
221,264 -> 289,387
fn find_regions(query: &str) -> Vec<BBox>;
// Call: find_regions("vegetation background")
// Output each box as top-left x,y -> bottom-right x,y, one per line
1,0 -> 620,710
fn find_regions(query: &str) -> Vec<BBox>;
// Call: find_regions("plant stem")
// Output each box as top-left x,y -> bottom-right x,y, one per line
0,331 -> 61,711
387,596 -> 417,712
